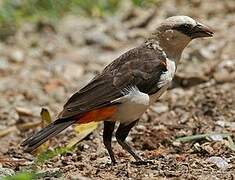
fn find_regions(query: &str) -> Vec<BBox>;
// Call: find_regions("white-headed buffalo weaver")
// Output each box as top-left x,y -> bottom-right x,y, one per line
22,16 -> 214,164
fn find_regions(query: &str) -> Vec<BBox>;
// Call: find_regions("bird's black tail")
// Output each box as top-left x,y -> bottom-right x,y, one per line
21,118 -> 76,152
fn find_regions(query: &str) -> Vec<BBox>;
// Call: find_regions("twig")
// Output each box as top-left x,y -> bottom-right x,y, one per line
175,133 -> 232,142
175,133 -> 235,152
227,136 -> 235,151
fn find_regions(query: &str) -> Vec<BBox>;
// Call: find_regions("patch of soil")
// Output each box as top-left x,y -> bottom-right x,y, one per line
0,0 -> 235,179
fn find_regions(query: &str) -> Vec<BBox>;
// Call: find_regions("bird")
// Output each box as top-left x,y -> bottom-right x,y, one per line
21,16 -> 213,164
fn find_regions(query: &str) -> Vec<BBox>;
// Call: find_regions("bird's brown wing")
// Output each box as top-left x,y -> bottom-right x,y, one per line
59,45 -> 167,119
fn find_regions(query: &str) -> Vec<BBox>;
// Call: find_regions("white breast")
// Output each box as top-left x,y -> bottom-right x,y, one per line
157,58 -> 176,88
150,58 -> 176,104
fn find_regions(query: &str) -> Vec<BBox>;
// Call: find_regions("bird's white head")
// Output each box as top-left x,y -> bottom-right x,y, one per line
152,16 -> 214,61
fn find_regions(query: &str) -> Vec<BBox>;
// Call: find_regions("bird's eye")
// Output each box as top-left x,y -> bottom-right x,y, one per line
173,24 -> 193,36
178,24 -> 191,30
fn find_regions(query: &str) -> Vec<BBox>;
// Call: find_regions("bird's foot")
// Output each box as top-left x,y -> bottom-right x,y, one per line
99,161 -> 117,169
132,160 -> 154,166
111,160 -> 117,166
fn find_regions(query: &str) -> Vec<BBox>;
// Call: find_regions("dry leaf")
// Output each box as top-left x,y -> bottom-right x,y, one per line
67,122 -> 99,148
40,108 -> 52,127
15,107 -> 33,116
33,108 -> 52,154
0,126 -> 17,137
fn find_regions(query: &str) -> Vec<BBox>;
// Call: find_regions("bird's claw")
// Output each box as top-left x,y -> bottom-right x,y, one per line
132,160 -> 154,165
111,161 -> 117,166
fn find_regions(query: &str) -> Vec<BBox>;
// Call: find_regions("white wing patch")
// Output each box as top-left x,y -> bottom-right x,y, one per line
158,58 -> 176,88
112,86 -> 149,106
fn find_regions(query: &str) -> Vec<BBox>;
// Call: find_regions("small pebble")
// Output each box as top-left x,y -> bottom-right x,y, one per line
207,156 -> 230,170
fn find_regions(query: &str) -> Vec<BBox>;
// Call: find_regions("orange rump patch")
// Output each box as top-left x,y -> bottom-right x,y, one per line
79,106 -> 117,124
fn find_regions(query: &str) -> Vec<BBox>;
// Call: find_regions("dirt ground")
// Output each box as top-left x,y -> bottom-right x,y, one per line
0,0 -> 235,179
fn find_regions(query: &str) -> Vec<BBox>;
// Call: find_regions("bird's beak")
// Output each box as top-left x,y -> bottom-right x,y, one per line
191,22 -> 214,39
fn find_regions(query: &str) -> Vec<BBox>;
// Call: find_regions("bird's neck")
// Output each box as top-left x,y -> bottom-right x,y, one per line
146,30 -> 191,65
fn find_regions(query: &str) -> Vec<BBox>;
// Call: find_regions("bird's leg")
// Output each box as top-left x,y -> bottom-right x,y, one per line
115,120 -> 143,162
103,121 -> 116,164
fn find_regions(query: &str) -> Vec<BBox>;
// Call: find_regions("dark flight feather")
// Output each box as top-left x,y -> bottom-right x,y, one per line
21,118 -> 76,152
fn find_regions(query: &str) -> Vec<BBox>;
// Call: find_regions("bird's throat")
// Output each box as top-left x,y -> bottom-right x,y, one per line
149,30 -> 191,64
